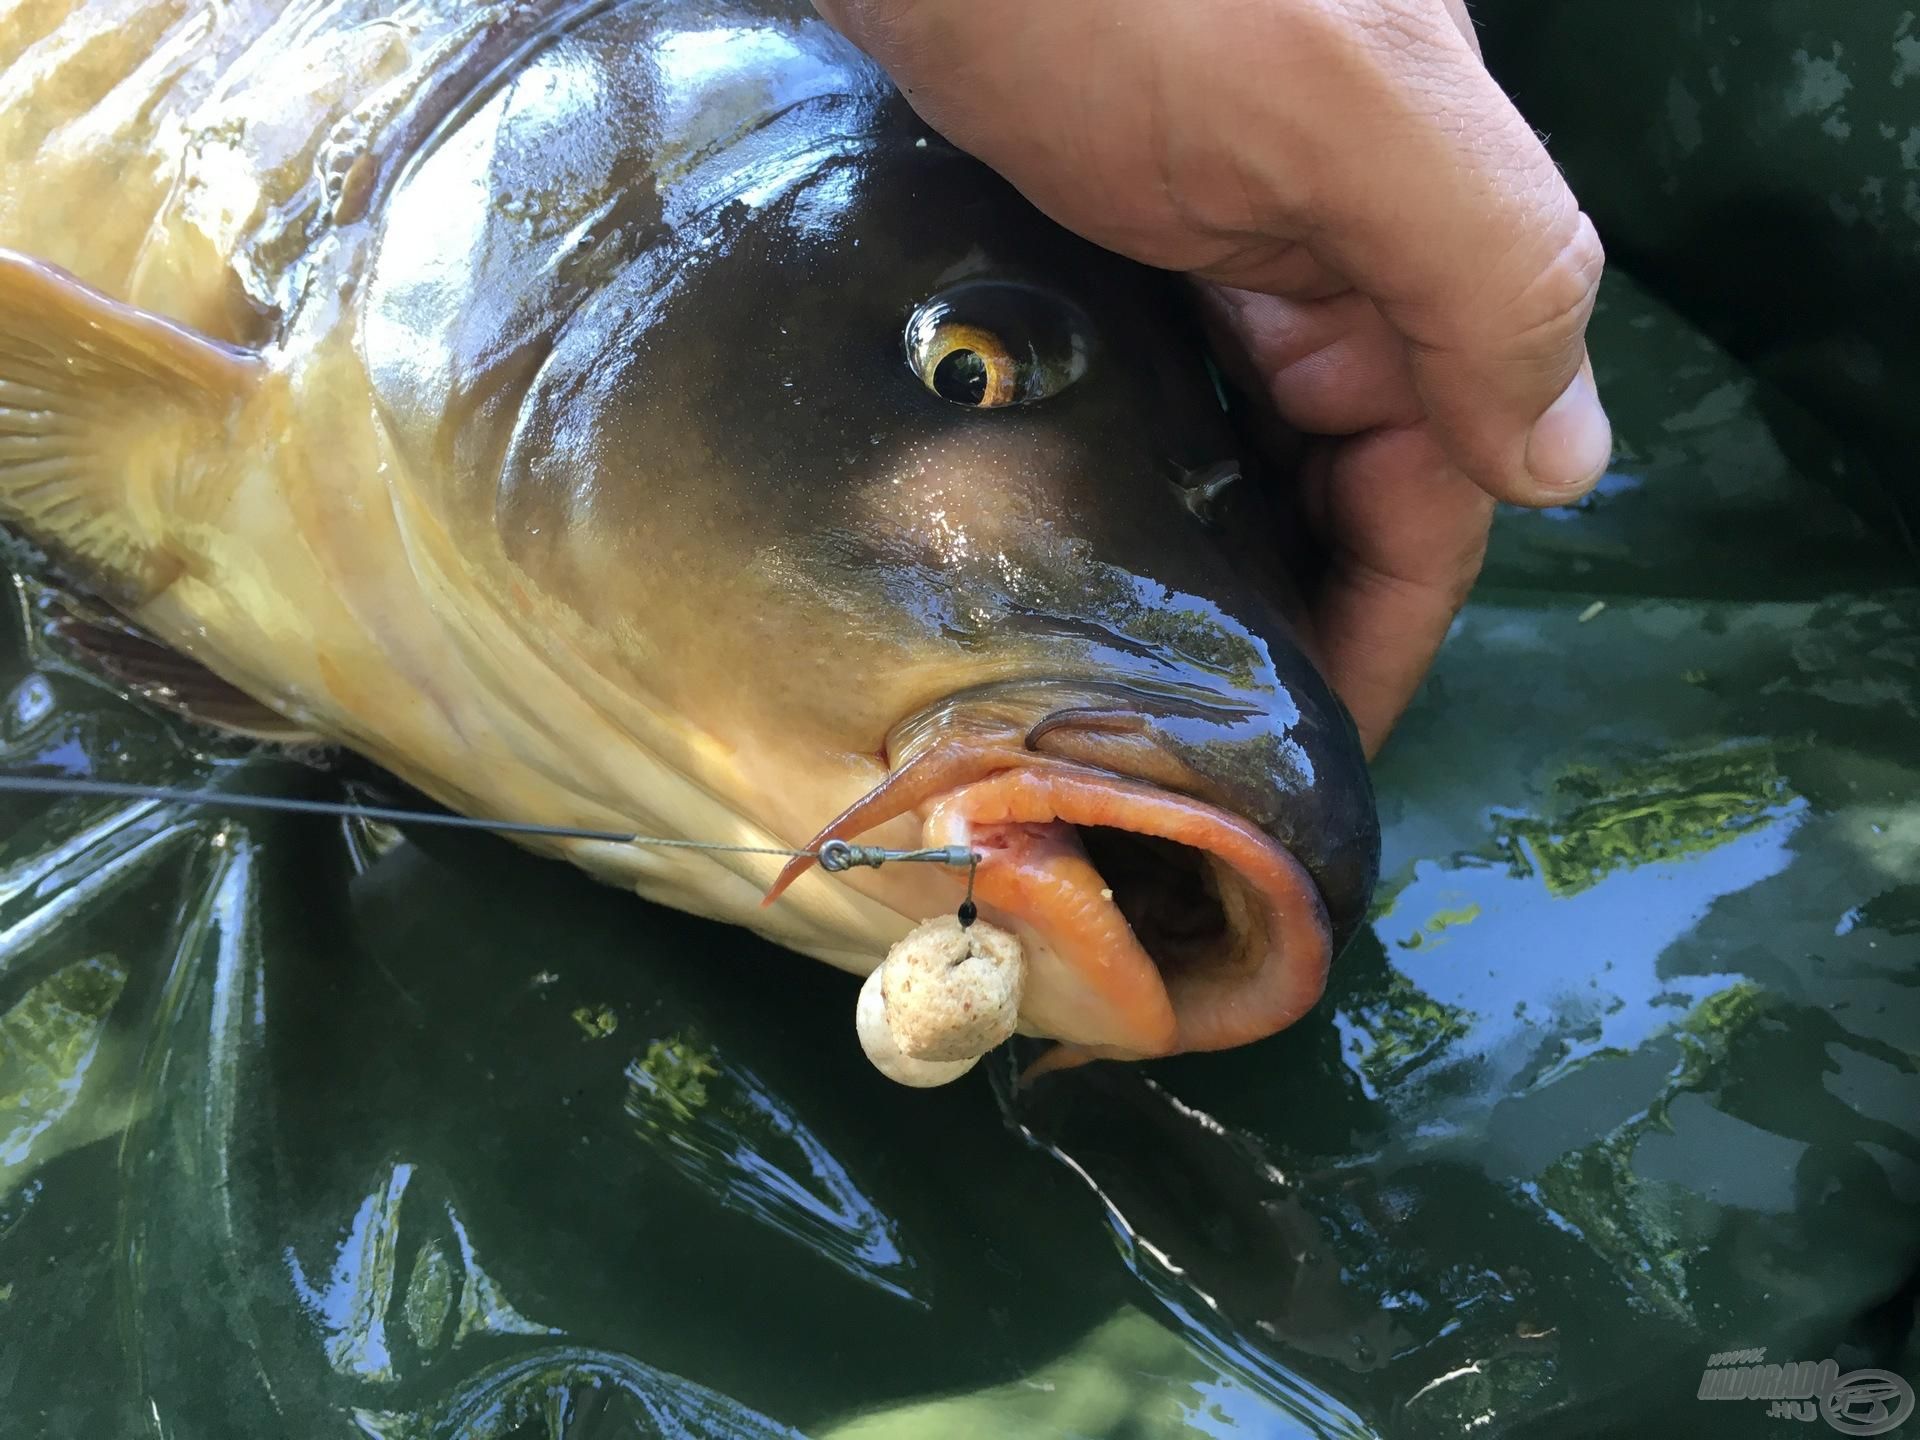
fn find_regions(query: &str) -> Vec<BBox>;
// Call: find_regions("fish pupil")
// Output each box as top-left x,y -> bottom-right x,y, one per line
932,348 -> 989,405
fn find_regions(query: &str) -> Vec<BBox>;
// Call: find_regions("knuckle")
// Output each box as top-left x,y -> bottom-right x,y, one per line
1517,213 -> 1606,342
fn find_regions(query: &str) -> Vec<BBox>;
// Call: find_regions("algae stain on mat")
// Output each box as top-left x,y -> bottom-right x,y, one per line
1353,742 -> 1807,1101
1343,745 -> 1843,1328
0,954 -> 128,1181
1335,969 -> 1474,1097
1493,743 -> 1802,900
1520,981 -> 1781,1324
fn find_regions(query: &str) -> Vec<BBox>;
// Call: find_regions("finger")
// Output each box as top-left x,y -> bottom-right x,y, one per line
1196,282 -> 1487,748
1180,239 -> 1354,301
1302,426 -> 1492,754
1437,0 -> 1482,55
1197,284 -> 1421,436
1237,0 -> 1611,506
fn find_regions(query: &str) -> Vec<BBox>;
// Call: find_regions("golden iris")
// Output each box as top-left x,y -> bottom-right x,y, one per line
904,283 -> 1092,409
915,322 -> 1018,407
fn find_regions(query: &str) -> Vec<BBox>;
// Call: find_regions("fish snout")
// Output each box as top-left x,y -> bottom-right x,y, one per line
1025,699 -> 1380,944
1002,699 -> 1376,1061
770,682 -> 1378,1067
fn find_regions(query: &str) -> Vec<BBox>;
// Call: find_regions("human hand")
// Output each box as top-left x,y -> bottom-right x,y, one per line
815,0 -> 1611,754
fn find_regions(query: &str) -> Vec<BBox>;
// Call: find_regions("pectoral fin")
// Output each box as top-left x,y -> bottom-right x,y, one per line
0,250 -> 263,600
43,599 -> 325,745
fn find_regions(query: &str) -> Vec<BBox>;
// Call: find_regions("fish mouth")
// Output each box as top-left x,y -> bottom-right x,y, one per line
922,765 -> 1331,1067
765,713 -> 1332,1069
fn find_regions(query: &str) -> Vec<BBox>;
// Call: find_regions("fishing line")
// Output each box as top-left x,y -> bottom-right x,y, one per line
957,853 -> 980,928
3,777 -> 1005,1086
0,774 -> 980,883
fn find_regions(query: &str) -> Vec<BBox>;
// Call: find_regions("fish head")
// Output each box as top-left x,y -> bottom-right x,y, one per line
363,11 -> 1378,1061
500,135 -> 1375,1060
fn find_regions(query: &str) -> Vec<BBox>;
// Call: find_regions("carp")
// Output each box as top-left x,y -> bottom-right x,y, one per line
0,0 -> 1378,1067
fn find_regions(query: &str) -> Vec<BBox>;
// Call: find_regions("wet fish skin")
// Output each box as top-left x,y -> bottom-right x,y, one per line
0,0 -> 1379,1053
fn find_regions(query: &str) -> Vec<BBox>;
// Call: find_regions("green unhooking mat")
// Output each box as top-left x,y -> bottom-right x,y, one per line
1,3 -> 1915,1437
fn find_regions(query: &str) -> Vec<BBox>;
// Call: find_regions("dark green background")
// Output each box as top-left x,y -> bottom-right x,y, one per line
1,2 -> 1915,1436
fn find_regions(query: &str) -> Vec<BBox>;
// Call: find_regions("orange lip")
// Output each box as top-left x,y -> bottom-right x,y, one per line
767,747 -> 1332,1070
920,767 -> 1331,1066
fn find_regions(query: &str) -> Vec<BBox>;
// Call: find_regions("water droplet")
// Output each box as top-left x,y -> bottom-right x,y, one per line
9,675 -> 53,730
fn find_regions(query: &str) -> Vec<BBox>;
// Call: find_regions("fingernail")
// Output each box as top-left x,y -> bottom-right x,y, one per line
1525,367 -> 1612,496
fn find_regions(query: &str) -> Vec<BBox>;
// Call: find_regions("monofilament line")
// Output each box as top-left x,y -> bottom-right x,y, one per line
0,774 -> 806,853
0,775 -> 980,875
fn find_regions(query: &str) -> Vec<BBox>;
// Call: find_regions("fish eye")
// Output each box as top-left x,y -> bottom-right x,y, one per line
905,283 -> 1092,409
918,322 -> 1019,407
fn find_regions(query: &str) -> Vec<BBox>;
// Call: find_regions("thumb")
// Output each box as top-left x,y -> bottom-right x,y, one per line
1299,2 -> 1611,506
